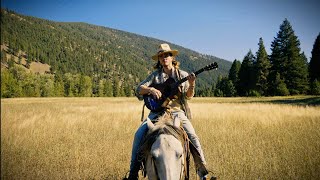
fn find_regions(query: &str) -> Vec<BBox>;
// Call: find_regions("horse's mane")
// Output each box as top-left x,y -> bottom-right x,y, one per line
138,114 -> 187,160
138,114 -> 190,179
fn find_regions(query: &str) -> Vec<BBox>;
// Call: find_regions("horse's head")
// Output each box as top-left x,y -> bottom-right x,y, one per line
140,114 -> 188,180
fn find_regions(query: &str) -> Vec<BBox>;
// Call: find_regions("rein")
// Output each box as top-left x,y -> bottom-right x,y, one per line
181,126 -> 190,180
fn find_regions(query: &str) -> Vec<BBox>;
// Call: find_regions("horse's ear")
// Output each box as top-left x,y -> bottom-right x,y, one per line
173,116 -> 181,128
146,118 -> 155,130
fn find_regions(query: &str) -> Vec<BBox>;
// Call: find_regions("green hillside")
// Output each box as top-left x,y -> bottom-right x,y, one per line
1,9 -> 231,97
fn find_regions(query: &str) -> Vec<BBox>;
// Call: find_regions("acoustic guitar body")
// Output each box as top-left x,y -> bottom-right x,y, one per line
143,77 -> 179,112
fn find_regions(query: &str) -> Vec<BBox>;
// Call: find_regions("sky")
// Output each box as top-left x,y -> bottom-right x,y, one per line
1,0 -> 320,62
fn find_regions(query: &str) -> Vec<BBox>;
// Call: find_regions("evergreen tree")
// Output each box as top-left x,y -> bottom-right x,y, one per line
119,85 -> 126,97
79,74 -> 92,97
98,79 -> 105,97
309,33 -> 320,86
214,76 -> 236,97
274,72 -> 290,96
228,59 -> 241,95
269,19 -> 308,95
214,76 -> 224,97
104,79 -> 113,97
54,73 -> 65,97
255,38 -> 271,95
238,50 -> 255,96
64,73 -> 75,97
113,77 -> 120,97
310,79 -> 320,95
124,84 -> 133,97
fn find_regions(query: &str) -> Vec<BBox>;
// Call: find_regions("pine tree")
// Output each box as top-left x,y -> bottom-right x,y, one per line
310,79 -> 320,95
54,73 -> 65,97
309,33 -> 320,86
63,73 -> 75,97
104,79 -> 113,97
228,59 -> 241,95
214,76 -> 224,97
79,75 -> 92,97
113,77 -> 120,97
275,72 -> 290,96
124,84 -> 133,97
238,50 -> 255,96
269,19 -> 309,95
255,38 -> 271,95
98,79 -> 105,97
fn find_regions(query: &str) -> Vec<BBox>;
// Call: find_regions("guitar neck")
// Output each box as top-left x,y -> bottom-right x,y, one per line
177,68 -> 205,85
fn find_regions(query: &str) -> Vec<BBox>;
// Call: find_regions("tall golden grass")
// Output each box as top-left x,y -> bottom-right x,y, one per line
1,97 -> 320,179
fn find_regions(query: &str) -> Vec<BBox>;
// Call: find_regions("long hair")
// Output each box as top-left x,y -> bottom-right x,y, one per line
153,56 -> 180,70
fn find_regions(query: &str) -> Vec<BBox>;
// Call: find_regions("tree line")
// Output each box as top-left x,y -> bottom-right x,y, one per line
213,19 -> 320,97
1,63 -> 134,98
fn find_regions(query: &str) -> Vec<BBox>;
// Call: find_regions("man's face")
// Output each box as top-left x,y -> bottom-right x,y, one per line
159,53 -> 173,67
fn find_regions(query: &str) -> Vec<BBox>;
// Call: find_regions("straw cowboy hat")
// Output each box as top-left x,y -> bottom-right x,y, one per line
152,43 -> 179,60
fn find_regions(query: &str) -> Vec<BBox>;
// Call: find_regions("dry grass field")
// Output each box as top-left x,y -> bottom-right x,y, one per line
1,96 -> 320,180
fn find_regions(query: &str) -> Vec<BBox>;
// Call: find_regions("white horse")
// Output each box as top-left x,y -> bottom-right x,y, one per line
139,115 -> 190,180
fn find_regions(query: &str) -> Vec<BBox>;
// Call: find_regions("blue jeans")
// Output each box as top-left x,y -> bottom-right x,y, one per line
129,110 -> 206,171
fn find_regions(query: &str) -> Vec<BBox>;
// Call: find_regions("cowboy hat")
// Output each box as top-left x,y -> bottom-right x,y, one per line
152,43 -> 179,60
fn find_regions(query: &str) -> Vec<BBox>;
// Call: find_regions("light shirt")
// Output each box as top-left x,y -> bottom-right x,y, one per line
136,67 -> 193,119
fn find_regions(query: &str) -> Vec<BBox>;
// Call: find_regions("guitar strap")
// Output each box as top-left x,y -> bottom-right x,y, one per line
141,103 -> 145,122
176,69 -> 192,120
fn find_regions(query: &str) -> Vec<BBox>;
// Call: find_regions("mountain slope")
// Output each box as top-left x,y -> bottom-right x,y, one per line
1,9 -> 232,96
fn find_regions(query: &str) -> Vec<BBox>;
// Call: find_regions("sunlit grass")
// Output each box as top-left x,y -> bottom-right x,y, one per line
1,97 -> 320,179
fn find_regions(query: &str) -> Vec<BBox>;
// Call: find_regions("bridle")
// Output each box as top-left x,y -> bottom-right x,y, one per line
149,125 -> 190,180
150,143 -> 186,180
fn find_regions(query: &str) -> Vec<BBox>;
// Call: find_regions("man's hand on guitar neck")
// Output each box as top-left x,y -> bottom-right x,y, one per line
186,73 -> 196,86
186,73 -> 196,98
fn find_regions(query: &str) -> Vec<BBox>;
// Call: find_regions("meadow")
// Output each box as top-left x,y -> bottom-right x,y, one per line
1,96 -> 320,180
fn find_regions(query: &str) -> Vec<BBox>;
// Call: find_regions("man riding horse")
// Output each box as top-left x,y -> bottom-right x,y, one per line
124,43 -> 216,180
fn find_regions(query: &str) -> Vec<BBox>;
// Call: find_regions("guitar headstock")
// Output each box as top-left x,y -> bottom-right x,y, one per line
204,62 -> 218,71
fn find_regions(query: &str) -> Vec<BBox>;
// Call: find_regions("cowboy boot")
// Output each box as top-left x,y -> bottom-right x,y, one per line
199,175 -> 218,180
197,163 -> 209,179
123,171 -> 138,180
123,160 -> 140,180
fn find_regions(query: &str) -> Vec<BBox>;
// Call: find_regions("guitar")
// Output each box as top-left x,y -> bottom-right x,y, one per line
143,62 -> 218,112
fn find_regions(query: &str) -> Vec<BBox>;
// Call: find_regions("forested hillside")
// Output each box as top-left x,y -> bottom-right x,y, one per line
1,9 -> 231,98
